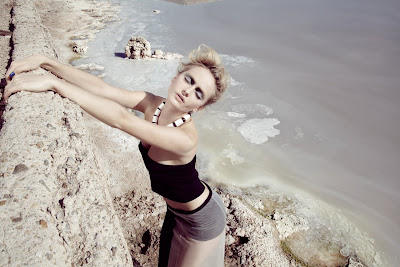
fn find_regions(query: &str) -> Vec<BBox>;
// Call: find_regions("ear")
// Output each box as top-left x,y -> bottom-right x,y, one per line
194,105 -> 205,112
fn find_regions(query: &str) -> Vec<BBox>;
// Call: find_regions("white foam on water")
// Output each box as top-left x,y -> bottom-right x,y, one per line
245,186 -> 386,266
293,126 -> 305,140
220,143 -> 245,165
228,77 -> 242,87
220,54 -> 255,67
226,112 -> 246,118
232,103 -> 274,116
237,118 -> 280,144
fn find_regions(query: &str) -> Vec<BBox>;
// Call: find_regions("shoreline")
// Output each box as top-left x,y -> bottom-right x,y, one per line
0,0 -> 382,266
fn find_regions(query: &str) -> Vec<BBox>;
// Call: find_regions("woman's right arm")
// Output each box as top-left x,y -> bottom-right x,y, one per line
6,55 -> 148,110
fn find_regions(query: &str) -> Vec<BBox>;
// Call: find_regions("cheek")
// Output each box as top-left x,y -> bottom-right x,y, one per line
167,81 -> 176,93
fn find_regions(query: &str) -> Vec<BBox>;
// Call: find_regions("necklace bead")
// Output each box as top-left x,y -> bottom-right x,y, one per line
152,102 -> 192,127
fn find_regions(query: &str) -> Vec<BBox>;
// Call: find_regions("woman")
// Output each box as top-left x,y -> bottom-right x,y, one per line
4,45 -> 230,267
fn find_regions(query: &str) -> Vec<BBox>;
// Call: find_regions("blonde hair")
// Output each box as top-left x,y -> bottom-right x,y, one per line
178,45 -> 230,106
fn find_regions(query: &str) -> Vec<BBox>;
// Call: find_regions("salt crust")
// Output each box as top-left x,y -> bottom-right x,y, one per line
237,117 -> 281,144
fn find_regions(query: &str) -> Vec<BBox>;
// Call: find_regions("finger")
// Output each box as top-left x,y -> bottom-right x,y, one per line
4,78 -> 21,101
5,67 -> 17,84
5,70 -> 13,84
5,61 -> 21,83
4,82 -> 13,101
9,71 -> 16,79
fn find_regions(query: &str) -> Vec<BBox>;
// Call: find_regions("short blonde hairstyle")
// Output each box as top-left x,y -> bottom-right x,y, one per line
178,45 -> 230,106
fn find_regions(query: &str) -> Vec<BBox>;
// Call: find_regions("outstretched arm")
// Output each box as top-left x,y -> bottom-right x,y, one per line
5,55 -> 146,111
4,75 -> 196,155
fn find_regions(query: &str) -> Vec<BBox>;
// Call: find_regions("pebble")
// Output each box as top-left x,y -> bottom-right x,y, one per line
226,234 -> 235,246
46,253 -> 53,260
236,228 -> 246,236
39,219 -> 48,229
11,217 -> 22,223
111,246 -> 117,256
13,164 -> 28,174
36,141 -> 44,148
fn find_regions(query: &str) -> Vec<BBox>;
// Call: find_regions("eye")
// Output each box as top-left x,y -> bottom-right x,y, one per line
195,88 -> 203,100
185,75 -> 192,84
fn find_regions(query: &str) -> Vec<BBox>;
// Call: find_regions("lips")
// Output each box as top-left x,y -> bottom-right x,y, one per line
176,93 -> 185,103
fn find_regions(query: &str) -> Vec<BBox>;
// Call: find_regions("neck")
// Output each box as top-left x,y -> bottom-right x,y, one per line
158,100 -> 192,126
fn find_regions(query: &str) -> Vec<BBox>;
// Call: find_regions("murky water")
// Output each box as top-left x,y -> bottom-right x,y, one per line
74,0 -> 400,265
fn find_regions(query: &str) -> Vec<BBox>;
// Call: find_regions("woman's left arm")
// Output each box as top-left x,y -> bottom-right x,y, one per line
4,75 -> 197,155
4,74 -> 126,127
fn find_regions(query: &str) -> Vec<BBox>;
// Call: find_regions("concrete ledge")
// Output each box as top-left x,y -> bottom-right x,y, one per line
0,0 -> 132,266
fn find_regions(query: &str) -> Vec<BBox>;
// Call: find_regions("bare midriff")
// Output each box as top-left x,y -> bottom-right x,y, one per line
164,182 -> 210,211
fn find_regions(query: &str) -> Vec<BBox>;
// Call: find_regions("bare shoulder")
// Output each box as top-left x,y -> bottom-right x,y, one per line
150,121 -> 199,161
133,92 -> 164,114
178,119 -> 199,152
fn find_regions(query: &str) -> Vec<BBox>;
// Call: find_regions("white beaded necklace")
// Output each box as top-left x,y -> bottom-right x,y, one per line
152,102 -> 192,127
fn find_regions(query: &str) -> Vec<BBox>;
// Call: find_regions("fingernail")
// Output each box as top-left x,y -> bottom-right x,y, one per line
9,72 -> 15,78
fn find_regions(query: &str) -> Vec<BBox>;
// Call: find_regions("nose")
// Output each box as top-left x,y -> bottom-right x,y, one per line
182,86 -> 195,97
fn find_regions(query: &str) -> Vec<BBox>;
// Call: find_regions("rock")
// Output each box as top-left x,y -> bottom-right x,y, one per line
0,0 -> 132,266
72,40 -> 88,54
226,234 -> 235,246
125,38 -> 183,60
13,164 -> 29,174
125,36 -> 152,59
39,219 -> 48,229
348,256 -> 365,267
36,141 -> 44,148
152,49 -> 163,58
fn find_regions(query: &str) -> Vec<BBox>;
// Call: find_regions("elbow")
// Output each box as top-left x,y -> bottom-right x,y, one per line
110,109 -> 128,130
112,117 -> 125,131
112,122 -> 122,130
111,107 -> 140,134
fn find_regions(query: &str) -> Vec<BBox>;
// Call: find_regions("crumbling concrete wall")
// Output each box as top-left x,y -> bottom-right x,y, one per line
0,0 -> 132,266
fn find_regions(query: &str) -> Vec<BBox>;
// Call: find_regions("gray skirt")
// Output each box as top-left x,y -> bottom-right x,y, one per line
159,183 -> 226,267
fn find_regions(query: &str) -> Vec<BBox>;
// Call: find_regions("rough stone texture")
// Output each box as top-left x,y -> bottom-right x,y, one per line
34,0 -> 118,62
0,0 -> 12,76
125,36 -> 183,60
221,193 -> 297,267
0,0 -> 132,266
0,0 -> 12,127
125,36 -> 152,60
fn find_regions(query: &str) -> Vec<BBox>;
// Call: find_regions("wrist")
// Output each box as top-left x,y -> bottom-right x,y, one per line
39,55 -> 52,69
49,76 -> 62,93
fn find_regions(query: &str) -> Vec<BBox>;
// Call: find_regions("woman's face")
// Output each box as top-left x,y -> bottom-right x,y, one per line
168,66 -> 216,113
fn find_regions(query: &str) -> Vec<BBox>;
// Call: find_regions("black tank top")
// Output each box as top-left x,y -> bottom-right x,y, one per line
138,142 -> 205,203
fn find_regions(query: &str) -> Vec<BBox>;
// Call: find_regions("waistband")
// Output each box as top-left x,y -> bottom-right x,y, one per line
167,181 -> 213,215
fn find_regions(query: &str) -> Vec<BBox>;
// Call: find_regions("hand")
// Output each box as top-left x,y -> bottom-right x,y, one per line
5,55 -> 47,84
4,74 -> 57,101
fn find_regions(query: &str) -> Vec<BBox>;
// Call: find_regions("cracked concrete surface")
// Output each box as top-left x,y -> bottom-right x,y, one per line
0,0 -> 131,266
